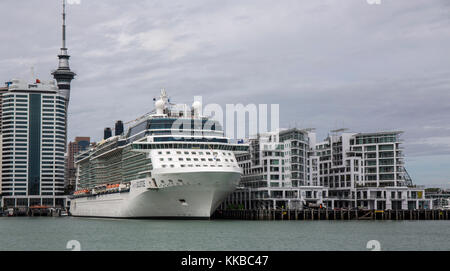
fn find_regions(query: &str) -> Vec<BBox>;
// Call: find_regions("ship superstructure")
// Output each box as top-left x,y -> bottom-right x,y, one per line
70,90 -> 248,218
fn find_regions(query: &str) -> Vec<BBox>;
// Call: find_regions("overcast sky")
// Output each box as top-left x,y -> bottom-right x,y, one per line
0,0 -> 449,187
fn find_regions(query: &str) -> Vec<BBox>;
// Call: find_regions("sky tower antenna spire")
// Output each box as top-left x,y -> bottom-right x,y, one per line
62,0 -> 66,49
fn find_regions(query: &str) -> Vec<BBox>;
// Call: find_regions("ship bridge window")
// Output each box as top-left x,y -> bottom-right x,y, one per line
149,118 -> 178,130
128,120 -> 148,138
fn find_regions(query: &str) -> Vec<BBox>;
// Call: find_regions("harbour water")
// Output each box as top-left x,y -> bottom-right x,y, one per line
0,217 -> 449,251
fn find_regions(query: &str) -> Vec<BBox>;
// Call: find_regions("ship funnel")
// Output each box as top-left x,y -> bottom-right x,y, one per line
104,127 -> 112,140
115,120 -> 124,136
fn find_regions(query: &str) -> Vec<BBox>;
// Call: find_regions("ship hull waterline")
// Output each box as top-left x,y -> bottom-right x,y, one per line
70,171 -> 240,219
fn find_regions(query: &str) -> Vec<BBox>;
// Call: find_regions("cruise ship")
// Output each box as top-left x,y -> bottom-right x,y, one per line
69,90 -> 248,218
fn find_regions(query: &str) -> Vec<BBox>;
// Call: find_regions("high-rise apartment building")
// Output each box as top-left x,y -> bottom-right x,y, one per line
0,86 -> 9,197
1,80 -> 69,207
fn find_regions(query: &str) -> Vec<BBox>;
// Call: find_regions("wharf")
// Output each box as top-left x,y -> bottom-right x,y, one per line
212,209 -> 450,221
2,206 -> 67,217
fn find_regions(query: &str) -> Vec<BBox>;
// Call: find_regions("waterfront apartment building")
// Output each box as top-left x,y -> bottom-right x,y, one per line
309,130 -> 430,210
66,137 -> 90,193
1,80 -> 69,208
224,129 -> 327,210
222,128 -> 431,211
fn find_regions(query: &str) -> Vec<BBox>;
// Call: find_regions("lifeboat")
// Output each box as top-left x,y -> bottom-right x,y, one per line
74,189 -> 91,196
106,184 -> 120,192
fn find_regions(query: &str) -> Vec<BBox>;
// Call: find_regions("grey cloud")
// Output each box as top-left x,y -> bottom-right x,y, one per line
0,0 -> 449,185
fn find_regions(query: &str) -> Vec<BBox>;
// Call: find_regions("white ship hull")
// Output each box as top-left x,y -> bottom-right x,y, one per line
70,169 -> 240,218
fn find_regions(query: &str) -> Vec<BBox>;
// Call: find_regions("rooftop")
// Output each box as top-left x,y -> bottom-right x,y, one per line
5,79 -> 58,92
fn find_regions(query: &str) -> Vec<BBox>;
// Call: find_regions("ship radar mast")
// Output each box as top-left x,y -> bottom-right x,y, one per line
155,88 -> 169,115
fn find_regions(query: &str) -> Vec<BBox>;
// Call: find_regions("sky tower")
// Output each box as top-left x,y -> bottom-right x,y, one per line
52,0 -> 76,101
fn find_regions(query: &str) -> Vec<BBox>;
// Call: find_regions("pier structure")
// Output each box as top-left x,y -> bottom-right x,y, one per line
212,208 -> 450,221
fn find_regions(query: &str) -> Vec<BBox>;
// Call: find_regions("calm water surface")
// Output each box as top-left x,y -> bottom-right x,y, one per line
0,217 -> 448,251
